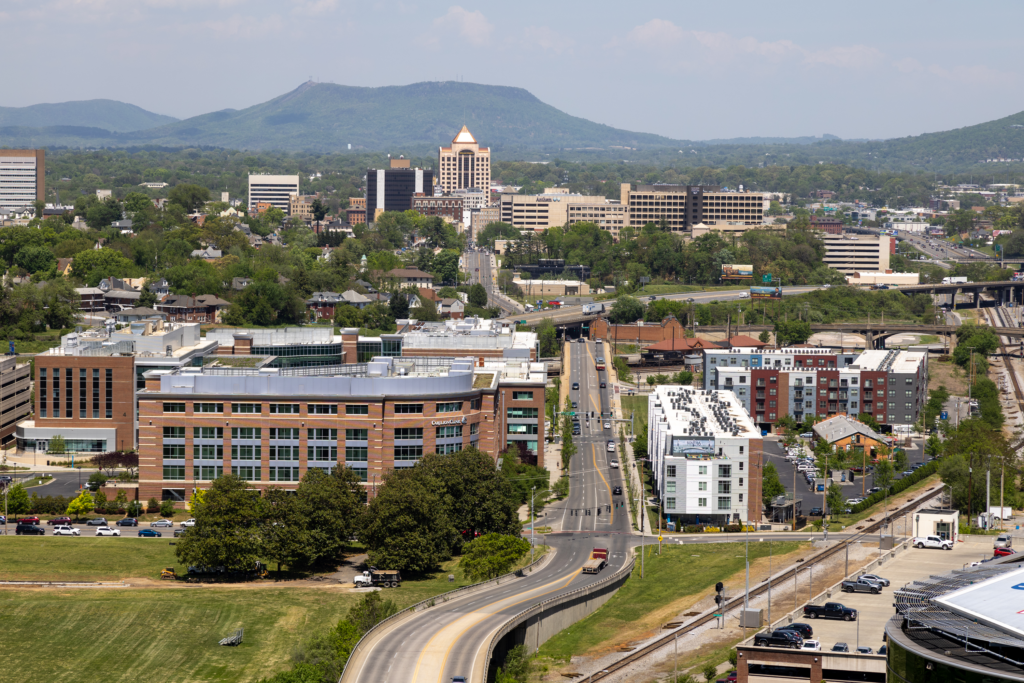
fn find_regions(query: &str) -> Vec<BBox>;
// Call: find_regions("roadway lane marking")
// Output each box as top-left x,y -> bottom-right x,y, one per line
591,443 -> 614,526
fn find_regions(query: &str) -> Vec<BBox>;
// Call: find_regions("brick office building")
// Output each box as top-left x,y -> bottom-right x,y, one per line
137,356 -> 547,503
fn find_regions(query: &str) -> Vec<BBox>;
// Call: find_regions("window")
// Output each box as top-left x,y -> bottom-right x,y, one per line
507,424 -> 538,434
346,404 -> 369,415
345,429 -> 368,441
769,389 -> 776,396
904,414 -> 912,421
739,493 -> 744,502
718,481 -> 732,494
507,407 -> 539,419
92,369 -> 99,418
309,404 -> 338,415
513,391 -> 533,401
232,444 -> 260,460
163,426 -> 185,439
194,427 -> 223,439
905,378 -> 913,385
163,443 -> 185,458
436,425 -> 463,439
394,428 -> 423,440
268,466 -> 300,482
195,403 -> 222,413
349,467 -> 368,482
232,465 -> 260,481
470,423 -> 479,436
739,446 -> 744,454
698,465 -> 707,475
805,401 -> 813,408
163,465 -> 186,480
39,368 -> 46,418
667,481 -> 676,493
395,445 -> 423,460
470,398 -> 482,410
65,368 -> 72,418
436,402 -> 463,414
666,497 -> 676,510
309,428 -> 337,441
739,477 -> 744,486
269,445 -> 299,461
270,403 -> 300,414
888,402 -> 896,409
437,443 -> 460,454
717,496 -> 731,510
79,369 -> 86,418
164,403 -> 185,413
270,428 -> 299,440
231,403 -> 260,414
698,497 -> 707,507
698,481 -> 707,491
231,427 -> 261,440
193,465 -> 223,480
905,402 -> 912,410
395,403 -> 423,414
345,446 -> 368,462
308,445 -> 337,462
888,390 -> 896,397
718,464 -> 731,478
193,444 -> 223,459
905,390 -> 913,397
52,367 -> 59,418
667,465 -> 676,477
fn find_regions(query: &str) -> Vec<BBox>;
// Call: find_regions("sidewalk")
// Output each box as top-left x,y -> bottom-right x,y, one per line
606,353 -> 652,536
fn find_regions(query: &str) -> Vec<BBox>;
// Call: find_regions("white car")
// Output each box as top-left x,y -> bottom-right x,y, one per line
738,292 -> 750,299
95,526 -> 121,537
607,443 -> 615,453
181,519 -> 196,528
801,640 -> 822,651
604,422 -> 611,429
52,525 -> 80,536
609,460 -> 619,469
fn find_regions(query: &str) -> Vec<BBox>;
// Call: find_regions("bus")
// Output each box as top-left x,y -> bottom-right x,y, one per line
595,356 -> 606,371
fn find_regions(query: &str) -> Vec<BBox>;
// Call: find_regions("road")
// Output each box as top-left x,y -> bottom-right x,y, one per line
464,250 -> 519,315
350,339 -> 631,683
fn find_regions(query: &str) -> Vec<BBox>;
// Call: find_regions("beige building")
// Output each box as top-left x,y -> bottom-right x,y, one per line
289,194 -> 317,220
823,235 -> 893,274
567,202 -> 628,239
620,184 -> 764,233
512,279 -> 590,297
471,206 -> 501,241
438,126 -> 490,194
499,189 -> 620,232
845,270 -> 920,286
0,149 -> 44,212
690,221 -> 785,240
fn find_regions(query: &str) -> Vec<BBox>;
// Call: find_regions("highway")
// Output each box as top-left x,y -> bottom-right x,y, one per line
348,339 -> 631,683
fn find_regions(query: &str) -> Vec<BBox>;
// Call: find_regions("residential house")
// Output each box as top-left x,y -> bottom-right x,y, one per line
386,268 -> 434,287
103,289 -> 141,311
75,287 -> 106,313
355,279 -> 377,293
438,298 -> 465,319
306,292 -> 343,319
147,279 -> 170,299
417,287 -> 439,305
112,219 -> 133,234
56,258 -> 74,277
231,277 -> 253,291
248,233 -> 264,249
341,290 -> 371,309
157,294 -> 230,323
191,247 -> 222,261
812,414 -> 891,462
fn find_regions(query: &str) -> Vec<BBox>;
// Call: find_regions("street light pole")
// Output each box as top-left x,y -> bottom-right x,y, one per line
531,486 -> 536,565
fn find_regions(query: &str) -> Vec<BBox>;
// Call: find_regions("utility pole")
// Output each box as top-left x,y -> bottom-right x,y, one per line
639,456 -> 645,579
531,486 -> 536,564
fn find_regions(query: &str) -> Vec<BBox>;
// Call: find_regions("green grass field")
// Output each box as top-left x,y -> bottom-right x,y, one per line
536,541 -> 804,660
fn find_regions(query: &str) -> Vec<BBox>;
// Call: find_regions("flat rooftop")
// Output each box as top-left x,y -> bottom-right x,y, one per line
399,317 -> 536,351
849,349 -> 925,373
205,326 -> 340,347
651,385 -> 757,440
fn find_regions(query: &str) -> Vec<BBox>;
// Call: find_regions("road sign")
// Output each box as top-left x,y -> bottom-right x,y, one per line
762,274 -> 772,283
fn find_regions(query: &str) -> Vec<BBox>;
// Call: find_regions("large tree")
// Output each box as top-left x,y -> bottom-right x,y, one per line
294,466 -> 363,567
359,469 -> 452,572
168,183 -> 211,213
174,475 -> 266,572
608,295 -> 645,324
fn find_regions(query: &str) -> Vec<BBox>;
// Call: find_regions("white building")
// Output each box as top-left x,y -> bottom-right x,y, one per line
648,385 -> 762,527
248,174 -> 300,214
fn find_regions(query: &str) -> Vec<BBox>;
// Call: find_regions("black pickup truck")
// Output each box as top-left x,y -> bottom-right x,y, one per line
753,630 -> 803,649
803,602 -> 857,621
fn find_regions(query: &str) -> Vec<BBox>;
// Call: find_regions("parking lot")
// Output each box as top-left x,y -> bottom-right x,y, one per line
787,534 -> 996,654
1,518 -> 188,537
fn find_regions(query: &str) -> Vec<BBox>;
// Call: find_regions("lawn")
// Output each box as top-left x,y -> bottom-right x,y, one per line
0,537 -> 180,581
536,541 -> 805,660
621,396 -> 648,430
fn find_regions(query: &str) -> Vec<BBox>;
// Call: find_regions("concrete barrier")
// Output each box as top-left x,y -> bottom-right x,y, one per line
338,548 -> 555,683
482,551 -> 636,682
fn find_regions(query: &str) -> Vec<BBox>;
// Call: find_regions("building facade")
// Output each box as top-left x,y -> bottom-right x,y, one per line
810,216 -> 844,235
823,234 -> 893,274
620,184 -> 764,233
499,189 -> 621,232
137,356 -> 546,502
438,126 -> 490,194
648,385 -> 762,525
248,175 -> 300,214
366,160 -> 435,223
0,149 -> 45,212
411,194 -> 463,223
0,356 -> 33,446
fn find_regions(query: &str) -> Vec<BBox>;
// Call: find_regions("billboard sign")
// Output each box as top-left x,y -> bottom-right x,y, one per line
750,286 -> 783,300
672,437 -> 715,455
721,264 -> 753,279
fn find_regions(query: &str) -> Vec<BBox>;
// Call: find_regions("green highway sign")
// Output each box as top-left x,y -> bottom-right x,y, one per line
762,274 -> 772,283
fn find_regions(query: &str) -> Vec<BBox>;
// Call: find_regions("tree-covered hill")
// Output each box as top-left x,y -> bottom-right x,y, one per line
0,99 -> 177,133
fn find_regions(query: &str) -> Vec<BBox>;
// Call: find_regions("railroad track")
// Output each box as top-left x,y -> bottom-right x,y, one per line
985,307 -> 1024,408
590,485 -> 944,681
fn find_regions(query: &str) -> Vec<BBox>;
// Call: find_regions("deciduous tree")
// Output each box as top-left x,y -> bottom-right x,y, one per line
461,533 -> 531,581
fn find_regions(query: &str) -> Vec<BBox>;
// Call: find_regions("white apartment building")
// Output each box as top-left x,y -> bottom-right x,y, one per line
648,386 -> 762,527
248,174 -> 300,213
823,234 -> 893,274
0,150 -> 44,212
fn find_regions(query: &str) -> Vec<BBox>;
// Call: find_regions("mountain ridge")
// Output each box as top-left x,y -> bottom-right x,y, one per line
0,99 -> 177,133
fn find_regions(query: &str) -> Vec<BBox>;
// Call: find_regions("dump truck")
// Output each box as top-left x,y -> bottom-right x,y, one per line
582,548 -> 608,574
353,568 -> 402,588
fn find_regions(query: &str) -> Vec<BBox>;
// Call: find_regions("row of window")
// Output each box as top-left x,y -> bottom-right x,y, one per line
163,425 -> 481,441
164,399 -> 512,416
665,479 -> 744,493
39,368 -> 112,419
665,463 -> 737,478
663,496 -> 738,510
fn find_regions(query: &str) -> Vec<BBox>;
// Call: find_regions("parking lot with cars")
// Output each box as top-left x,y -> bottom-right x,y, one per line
2,517 -> 194,537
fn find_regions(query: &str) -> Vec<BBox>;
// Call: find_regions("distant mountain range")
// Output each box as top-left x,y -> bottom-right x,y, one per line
1,82 -> 1024,171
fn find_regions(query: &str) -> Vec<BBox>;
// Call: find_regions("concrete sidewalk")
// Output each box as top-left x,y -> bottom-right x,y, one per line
606,355 -> 651,536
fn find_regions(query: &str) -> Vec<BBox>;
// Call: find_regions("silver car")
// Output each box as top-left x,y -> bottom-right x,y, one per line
150,519 -> 174,528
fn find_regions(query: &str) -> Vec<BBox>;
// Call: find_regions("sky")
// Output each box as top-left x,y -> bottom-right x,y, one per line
4,0 -> 1023,142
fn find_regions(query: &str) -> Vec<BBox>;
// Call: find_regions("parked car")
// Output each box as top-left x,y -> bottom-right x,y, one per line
15,523 -> 45,535
52,525 -> 80,536
800,640 -> 822,651
842,579 -> 881,594
139,529 -> 162,538
0,515 -> 5,524
913,535 -> 953,550
116,518 -> 138,527
859,574 -> 890,587
831,643 -> 850,653
800,432 -> 814,439
150,519 -> 173,528
754,630 -> 803,649
777,623 -> 813,639
995,534 -> 1013,549
181,519 -> 196,528
47,516 -> 72,526
85,518 -> 107,526
95,526 -> 121,537
878,645 -> 887,655
804,602 -> 857,621
868,487 -> 882,494
856,646 -> 874,654
809,507 -> 823,517
846,498 -> 864,506
994,547 -> 1016,558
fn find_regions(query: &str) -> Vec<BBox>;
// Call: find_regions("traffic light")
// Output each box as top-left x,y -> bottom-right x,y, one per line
606,505 -> 611,513
715,594 -> 724,606
596,508 -> 601,516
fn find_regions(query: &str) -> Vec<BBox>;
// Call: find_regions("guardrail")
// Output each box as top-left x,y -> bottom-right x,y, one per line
482,550 -> 637,682
338,548 -> 555,683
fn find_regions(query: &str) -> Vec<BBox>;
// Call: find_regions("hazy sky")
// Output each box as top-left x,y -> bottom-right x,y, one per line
4,0 -> 1023,141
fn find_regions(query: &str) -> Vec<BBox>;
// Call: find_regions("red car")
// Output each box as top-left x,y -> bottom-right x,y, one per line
994,547 -> 1017,558
15,516 -> 40,525
47,516 -> 72,526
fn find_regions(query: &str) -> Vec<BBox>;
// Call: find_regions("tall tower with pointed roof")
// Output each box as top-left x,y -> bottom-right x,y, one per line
438,125 -> 490,195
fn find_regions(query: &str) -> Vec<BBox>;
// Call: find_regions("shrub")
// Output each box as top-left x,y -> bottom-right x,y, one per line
159,499 -> 176,517
147,497 -> 160,513
724,524 -> 742,533
850,460 -> 939,515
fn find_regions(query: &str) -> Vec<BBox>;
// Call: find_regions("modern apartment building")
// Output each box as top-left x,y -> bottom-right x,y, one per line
620,184 -> 764,233
703,347 -> 928,430
438,126 -> 490,194
365,160 -> 435,223
248,175 -> 300,214
138,355 -> 547,502
823,234 -> 893,274
0,149 -> 45,212
648,385 -> 762,526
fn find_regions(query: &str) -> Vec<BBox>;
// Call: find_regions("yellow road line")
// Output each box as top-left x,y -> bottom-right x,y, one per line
591,443 -> 614,526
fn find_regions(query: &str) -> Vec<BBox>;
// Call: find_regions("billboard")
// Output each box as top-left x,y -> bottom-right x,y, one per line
750,286 -> 783,300
721,264 -> 753,279
672,437 -> 715,455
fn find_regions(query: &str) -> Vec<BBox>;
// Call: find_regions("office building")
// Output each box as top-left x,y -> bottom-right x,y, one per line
289,194 -> 318,221
438,126 -> 490,194
566,202 -> 628,239
16,322 -> 219,454
823,234 -> 893,274
0,149 -> 44,212
470,206 -> 501,241
452,187 -> 490,210
620,184 -> 764,233
810,216 -> 844,235
138,355 -> 547,502
411,194 -> 463,223
248,175 -> 300,214
0,356 -> 33,446
648,385 -> 762,525
499,188 -> 620,231
365,159 -> 435,223
703,347 -> 928,430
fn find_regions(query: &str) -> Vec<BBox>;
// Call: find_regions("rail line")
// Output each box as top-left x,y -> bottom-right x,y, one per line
589,484 -> 944,681
985,306 -> 1024,410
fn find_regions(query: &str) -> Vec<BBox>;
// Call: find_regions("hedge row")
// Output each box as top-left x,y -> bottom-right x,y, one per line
850,459 -> 939,515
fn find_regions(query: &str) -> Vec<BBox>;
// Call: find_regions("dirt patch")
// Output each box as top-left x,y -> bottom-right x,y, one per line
928,359 -> 969,395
